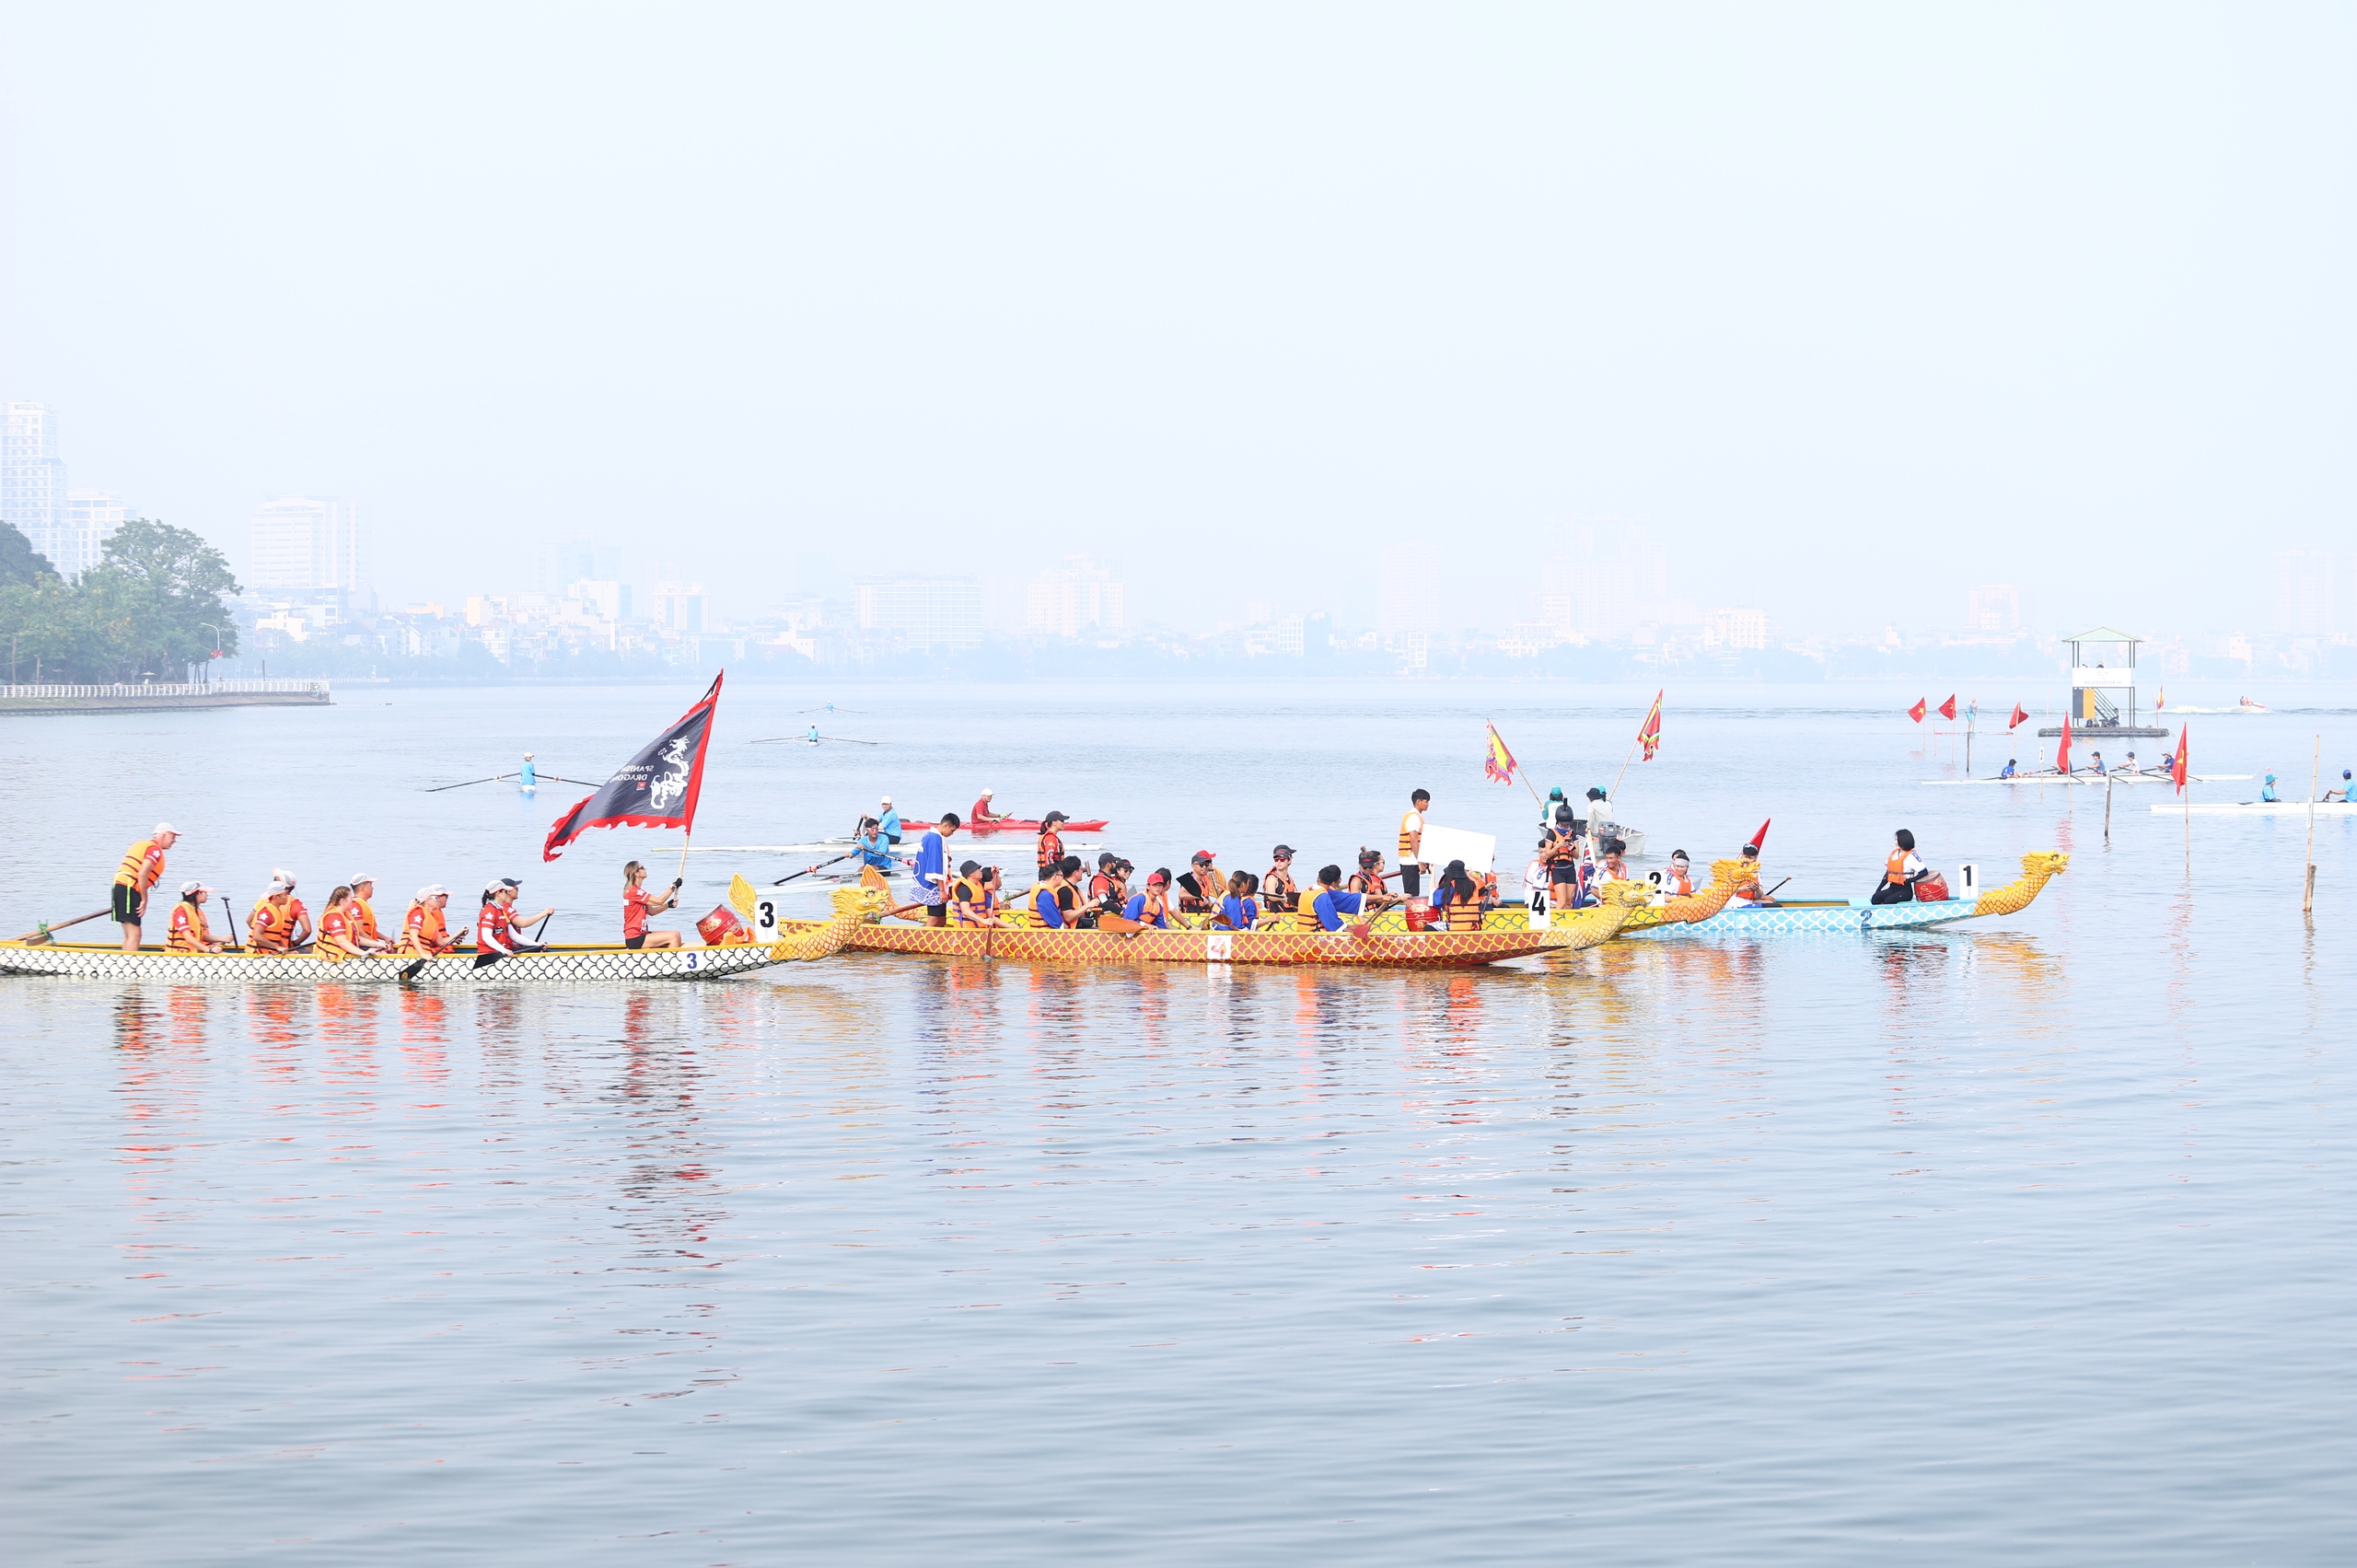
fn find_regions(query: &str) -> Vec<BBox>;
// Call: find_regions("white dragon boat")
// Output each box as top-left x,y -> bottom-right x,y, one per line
0,884 -> 866,984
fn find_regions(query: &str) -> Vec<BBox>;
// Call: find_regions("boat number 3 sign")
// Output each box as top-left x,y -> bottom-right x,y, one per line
753,899 -> 782,942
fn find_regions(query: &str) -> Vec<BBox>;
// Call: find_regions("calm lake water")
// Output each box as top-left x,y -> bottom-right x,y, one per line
4,680 -> 2352,1565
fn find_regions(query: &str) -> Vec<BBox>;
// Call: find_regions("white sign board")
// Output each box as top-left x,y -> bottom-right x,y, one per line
1415,824 -> 1496,877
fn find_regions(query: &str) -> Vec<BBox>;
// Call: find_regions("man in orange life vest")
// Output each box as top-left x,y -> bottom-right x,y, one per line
1397,790 -> 1431,898
111,822 -> 180,951
345,875 -> 394,952
249,880 -> 300,952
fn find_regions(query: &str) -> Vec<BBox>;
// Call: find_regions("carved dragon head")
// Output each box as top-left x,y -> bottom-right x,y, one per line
2019,851 -> 2070,878
1708,857 -> 1750,886
1603,881 -> 1653,908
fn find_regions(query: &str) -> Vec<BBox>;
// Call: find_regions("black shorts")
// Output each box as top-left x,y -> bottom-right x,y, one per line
111,883 -> 145,923
624,935 -> 647,949
1399,865 -> 1422,897
1550,865 -> 1579,886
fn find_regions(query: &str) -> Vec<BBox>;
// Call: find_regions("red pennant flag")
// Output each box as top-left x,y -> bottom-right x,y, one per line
2173,725 -> 2189,794
2008,703 -> 2027,730
1938,694 -> 1957,721
543,673 -> 725,861
1483,722 -> 1519,786
1749,818 -> 1771,849
2056,714 -> 2073,774
1908,698 -> 1927,724
1637,690 -> 1665,761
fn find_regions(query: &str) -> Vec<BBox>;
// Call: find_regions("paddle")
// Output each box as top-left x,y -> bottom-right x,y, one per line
750,735 -> 880,746
14,908 -> 109,946
774,850 -> 855,886
424,771 -> 602,793
217,892 -> 241,953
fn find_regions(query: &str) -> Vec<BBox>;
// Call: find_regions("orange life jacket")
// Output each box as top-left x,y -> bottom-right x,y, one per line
349,898 -> 382,945
404,903 -> 454,954
1665,865 -> 1693,897
1036,829 -> 1063,873
1262,866 -> 1297,911
1398,810 -> 1421,859
167,900 -> 213,951
115,838 -> 164,890
1887,848 -> 1911,886
250,897 -> 296,952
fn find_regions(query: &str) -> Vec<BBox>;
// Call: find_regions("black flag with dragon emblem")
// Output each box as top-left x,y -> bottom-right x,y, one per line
541,672 -> 724,862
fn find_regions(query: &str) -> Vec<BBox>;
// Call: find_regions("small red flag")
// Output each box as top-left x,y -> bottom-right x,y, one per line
2173,725 -> 2189,794
1749,818 -> 1771,849
2056,714 -> 2073,774
1908,698 -> 1927,724
2007,703 -> 2027,730
1938,694 -> 1957,721
1637,690 -> 1664,761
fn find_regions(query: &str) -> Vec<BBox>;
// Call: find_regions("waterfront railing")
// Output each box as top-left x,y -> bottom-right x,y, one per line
1,679 -> 333,699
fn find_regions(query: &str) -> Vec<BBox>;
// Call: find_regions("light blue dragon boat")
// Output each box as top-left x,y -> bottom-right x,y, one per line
1620,851 -> 2067,939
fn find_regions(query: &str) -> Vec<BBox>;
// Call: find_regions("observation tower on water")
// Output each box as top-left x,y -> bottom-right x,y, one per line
2034,626 -> 2168,738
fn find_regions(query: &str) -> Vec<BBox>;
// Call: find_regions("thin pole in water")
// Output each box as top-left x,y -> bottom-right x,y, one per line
2104,772 -> 2112,844
2306,734 -> 2320,915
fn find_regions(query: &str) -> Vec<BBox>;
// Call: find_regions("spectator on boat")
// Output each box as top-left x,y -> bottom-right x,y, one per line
1123,870 -> 1176,929
1398,789 -> 1432,898
1431,860 -> 1484,931
1215,871 -> 1260,932
1999,759 -> 2018,779
878,796 -> 902,848
166,882 -> 223,953
914,815 -> 962,927
1262,846 -> 1299,913
1310,864 -> 1400,931
2261,774 -> 2281,802
1872,830 -> 1930,905
623,860 -> 685,949
401,886 -> 459,956
1544,807 -> 1581,906
111,822 -> 180,952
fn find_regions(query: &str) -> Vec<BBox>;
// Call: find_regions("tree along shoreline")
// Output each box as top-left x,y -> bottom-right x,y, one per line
1,520 -> 241,683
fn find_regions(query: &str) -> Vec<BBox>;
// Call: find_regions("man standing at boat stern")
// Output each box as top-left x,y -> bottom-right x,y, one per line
1398,790 -> 1430,899
112,823 -> 179,951
914,814 -> 960,926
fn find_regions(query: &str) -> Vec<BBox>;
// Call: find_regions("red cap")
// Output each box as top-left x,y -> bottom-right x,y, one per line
1147,871 -> 1169,886
1192,850 -> 1215,863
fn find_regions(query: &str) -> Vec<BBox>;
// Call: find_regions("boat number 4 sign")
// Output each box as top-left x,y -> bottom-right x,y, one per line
1205,934 -> 1234,962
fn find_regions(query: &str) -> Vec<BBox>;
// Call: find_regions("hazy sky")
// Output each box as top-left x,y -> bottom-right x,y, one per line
4,4 -> 2351,634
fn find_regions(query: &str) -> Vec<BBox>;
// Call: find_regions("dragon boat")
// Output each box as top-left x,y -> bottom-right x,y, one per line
0,886 -> 869,985
1617,851 -> 2069,937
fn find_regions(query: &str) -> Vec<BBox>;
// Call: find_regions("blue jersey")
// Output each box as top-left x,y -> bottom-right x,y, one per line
1218,894 -> 1259,930
1311,889 -> 1365,931
880,807 -> 903,843
1121,892 -> 1168,929
518,760 -> 536,788
857,830 -> 893,869
1035,885 -> 1066,928
912,830 -> 946,891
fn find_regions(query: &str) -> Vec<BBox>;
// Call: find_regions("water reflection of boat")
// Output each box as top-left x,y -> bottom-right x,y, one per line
810,919 -> 1554,969
0,940 -> 796,984
2156,801 -> 2355,817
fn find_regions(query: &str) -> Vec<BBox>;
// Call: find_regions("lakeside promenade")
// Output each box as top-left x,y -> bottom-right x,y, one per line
0,679 -> 332,714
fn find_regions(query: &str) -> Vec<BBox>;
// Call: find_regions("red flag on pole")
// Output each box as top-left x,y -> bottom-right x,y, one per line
2008,703 -> 2027,730
1637,690 -> 1665,761
1908,698 -> 1927,724
2056,714 -> 2073,774
2173,725 -> 2189,794
1938,694 -> 1957,721
1749,818 -> 1771,849
1483,722 -> 1519,786
543,673 -> 725,861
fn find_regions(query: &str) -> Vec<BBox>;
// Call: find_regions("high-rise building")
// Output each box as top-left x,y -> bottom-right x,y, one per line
651,583 -> 705,633
60,491 -> 128,579
1968,584 -> 2022,633
2,401 -> 70,572
1704,607 -> 1770,651
1025,555 -> 1127,638
1538,525 -> 1670,642
250,496 -> 363,593
2270,550 -> 2338,636
857,576 -> 983,652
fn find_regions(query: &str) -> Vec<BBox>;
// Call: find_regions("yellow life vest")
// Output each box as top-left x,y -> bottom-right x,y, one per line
115,838 -> 163,889
1398,811 -> 1421,859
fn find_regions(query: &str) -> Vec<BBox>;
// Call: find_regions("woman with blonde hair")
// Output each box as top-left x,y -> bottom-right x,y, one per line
623,860 -> 685,948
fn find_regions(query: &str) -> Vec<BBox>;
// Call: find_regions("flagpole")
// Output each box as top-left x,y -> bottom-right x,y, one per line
1490,720 -> 1545,805
1608,691 -> 1662,806
2305,733 -> 2320,915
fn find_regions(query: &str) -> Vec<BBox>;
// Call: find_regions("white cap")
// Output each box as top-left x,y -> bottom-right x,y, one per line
484,877 -> 520,896
350,874 -> 374,887
155,821 -> 178,836
417,883 -> 447,900
881,795 -> 892,805
272,866 -> 296,889
981,787 -> 993,796
178,879 -> 209,896
266,878 -> 290,895
523,751 -> 534,760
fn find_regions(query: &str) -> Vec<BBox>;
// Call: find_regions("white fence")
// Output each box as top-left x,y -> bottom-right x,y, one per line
1,679 -> 331,699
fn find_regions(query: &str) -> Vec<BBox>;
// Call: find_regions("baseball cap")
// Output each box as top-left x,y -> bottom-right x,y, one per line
1098,852 -> 1119,867
155,820 -> 179,836
1271,844 -> 1295,858
881,795 -> 892,805
1043,810 -> 1068,824
1192,850 -> 1215,864
417,884 -> 447,900
484,877 -> 521,896
1146,870 -> 1169,887
349,873 -> 375,887
178,879 -> 209,896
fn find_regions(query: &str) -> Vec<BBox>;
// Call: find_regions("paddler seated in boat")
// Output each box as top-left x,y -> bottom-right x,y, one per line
401,885 -> 459,955
166,881 -> 223,953
1869,830 -> 1929,905
878,796 -> 903,848
345,876 -> 393,952
623,859 -> 685,949
951,862 -> 1005,927
111,820 -> 180,952
1662,849 -> 1694,898
1346,848 -> 1388,897
1429,861 -> 1485,932
1309,864 -> 1400,931
1728,842 -> 1782,909
1999,758 -> 2018,779
1086,854 -> 1130,913
478,877 -> 552,956
1176,850 -> 1224,915
272,870 -> 315,948
249,879 -> 300,953
2329,769 -> 2352,803
1034,812 -> 1070,881
1261,845 -> 1299,912
854,818 -> 895,889
1123,870 -> 1177,930
315,887 -> 371,959
1597,837 -> 1633,887
970,787 -> 1006,826
2087,750 -> 2106,775
2260,773 -> 2281,802
1031,862 -> 1078,929
1214,871 -> 1260,932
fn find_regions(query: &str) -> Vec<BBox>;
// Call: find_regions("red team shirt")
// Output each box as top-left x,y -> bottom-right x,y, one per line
623,885 -> 653,941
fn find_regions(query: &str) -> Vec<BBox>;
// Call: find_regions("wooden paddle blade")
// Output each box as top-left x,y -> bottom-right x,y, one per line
727,874 -> 759,919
